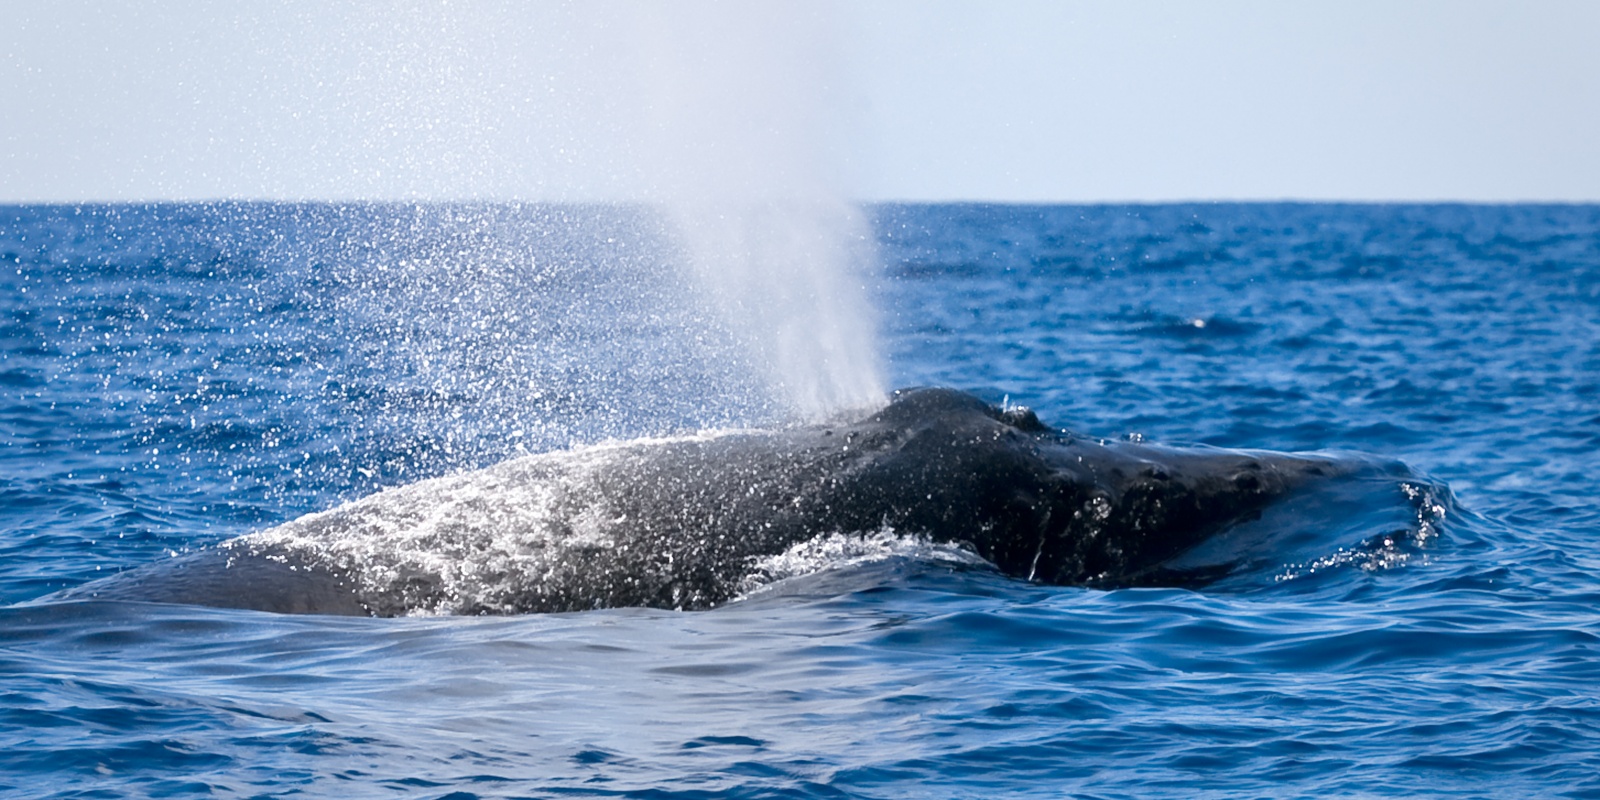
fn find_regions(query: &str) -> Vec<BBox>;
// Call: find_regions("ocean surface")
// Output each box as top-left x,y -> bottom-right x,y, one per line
3,202 -> 1598,798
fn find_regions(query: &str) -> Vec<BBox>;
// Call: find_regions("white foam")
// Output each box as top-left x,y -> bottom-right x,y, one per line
734,528 -> 988,599
1273,480 -> 1447,582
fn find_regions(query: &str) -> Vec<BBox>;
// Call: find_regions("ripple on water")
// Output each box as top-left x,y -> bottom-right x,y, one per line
5,203 -> 1600,797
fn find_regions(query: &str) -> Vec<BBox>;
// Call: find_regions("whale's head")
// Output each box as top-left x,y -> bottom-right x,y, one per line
859,387 -> 1361,588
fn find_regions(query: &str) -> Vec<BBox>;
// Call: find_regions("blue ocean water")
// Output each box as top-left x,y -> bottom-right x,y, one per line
3,202 -> 1599,798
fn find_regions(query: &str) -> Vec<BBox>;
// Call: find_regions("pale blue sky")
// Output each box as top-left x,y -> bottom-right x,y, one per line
3,1 -> 1597,202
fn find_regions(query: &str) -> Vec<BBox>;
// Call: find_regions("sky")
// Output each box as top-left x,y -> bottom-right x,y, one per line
2,0 -> 1597,203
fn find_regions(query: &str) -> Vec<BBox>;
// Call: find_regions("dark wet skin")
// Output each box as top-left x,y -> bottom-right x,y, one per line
55,388 -> 1413,615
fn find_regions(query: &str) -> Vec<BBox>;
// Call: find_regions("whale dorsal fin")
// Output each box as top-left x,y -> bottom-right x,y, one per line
872,388 -> 1050,433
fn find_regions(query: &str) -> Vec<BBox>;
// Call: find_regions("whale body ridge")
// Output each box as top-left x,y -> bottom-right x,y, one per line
53,388 -> 1435,615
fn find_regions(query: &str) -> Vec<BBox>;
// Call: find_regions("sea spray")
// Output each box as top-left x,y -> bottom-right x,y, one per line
149,2 -> 888,468
280,1 -> 887,425
627,1 -> 887,419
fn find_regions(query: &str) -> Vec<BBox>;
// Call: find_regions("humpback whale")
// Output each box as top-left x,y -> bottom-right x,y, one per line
57,388 -> 1431,616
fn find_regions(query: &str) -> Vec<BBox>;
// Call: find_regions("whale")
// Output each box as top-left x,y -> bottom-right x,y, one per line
54,388 -> 1434,616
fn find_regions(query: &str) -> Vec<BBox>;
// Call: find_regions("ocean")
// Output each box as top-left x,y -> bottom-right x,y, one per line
3,202 -> 1598,798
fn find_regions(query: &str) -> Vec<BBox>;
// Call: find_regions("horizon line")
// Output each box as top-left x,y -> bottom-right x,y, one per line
3,196 -> 1598,208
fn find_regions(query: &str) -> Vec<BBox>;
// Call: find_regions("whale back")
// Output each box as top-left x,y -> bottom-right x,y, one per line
52,388 -> 1418,615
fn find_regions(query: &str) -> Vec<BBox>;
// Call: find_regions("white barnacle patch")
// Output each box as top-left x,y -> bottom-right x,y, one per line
1086,494 -> 1113,522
